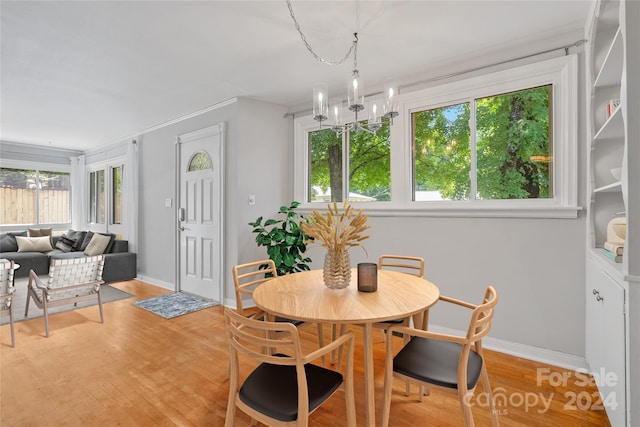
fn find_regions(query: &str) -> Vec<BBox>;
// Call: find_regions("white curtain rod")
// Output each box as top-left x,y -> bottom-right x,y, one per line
284,38 -> 587,119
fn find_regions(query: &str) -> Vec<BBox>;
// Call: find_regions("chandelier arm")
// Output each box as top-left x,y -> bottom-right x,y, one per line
286,0 -> 357,66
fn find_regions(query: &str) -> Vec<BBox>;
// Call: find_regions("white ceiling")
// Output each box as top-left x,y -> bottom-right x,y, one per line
0,0 -> 593,151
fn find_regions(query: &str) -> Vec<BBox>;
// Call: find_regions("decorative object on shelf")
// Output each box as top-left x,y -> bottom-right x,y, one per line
606,215 -> 627,245
604,241 -> 624,256
606,99 -> 620,118
301,201 -> 370,289
357,263 -> 378,292
603,215 -> 626,263
602,248 -> 623,263
248,201 -> 313,276
286,0 -> 398,136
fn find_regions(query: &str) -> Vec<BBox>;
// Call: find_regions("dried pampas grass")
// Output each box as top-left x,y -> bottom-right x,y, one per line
301,201 -> 370,253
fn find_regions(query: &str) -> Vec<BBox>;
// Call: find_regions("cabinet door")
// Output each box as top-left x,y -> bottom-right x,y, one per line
585,259 -> 602,368
599,270 -> 626,426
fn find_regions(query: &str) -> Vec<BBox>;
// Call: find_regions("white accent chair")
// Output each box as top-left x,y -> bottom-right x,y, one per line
1,260 -> 17,347
26,255 -> 105,337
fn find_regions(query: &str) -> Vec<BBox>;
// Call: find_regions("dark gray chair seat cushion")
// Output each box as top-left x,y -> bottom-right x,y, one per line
239,356 -> 343,422
393,337 -> 483,390
252,313 -> 305,327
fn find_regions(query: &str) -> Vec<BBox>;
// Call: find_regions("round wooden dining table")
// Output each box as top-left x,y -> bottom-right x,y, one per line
253,268 -> 440,427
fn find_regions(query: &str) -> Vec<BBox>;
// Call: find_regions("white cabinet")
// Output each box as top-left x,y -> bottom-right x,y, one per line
586,255 -> 626,426
585,1 -> 639,425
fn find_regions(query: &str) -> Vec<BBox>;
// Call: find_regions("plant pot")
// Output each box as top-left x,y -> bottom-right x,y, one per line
322,248 -> 351,289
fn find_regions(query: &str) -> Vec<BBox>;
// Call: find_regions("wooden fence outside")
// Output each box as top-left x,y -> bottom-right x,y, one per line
0,188 -> 70,224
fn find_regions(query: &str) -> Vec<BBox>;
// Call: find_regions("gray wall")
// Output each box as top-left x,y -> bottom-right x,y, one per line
136,98 -> 289,307
315,215 -> 586,357
286,50 -> 589,360
136,102 -> 238,288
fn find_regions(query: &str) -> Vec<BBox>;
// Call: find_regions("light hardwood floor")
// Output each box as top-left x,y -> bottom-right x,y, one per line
1,279 -> 610,426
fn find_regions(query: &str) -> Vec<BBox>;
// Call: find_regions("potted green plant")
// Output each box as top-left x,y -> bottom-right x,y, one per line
249,201 -> 313,276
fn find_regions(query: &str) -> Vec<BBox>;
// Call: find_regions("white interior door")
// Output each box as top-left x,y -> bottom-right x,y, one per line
177,124 -> 224,301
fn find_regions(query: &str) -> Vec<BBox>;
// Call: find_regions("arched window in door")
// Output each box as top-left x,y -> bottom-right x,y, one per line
188,151 -> 213,172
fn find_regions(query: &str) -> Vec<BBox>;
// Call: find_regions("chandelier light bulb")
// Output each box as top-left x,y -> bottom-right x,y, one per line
330,98 -> 343,129
368,97 -> 382,133
348,70 -> 364,109
313,82 -> 329,122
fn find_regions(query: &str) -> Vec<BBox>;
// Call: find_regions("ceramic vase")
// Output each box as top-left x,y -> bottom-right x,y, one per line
322,247 -> 351,289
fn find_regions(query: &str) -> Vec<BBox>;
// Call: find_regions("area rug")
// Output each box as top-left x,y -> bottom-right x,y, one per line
0,278 -> 134,325
133,292 -> 218,319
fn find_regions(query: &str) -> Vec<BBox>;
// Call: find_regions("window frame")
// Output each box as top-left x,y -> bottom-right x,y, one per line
111,165 -> 123,225
86,159 -> 125,228
88,169 -> 105,225
0,160 -> 72,227
294,55 -> 578,218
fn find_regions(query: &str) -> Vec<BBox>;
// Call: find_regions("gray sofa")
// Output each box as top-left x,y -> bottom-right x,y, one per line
0,230 -> 137,283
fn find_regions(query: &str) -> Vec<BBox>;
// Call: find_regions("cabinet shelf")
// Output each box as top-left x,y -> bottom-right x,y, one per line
594,181 -> 622,193
594,27 -> 623,88
593,106 -> 623,140
590,247 -> 624,276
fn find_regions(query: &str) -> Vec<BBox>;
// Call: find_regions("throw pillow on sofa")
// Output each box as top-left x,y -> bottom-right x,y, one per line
84,233 -> 111,256
65,230 -> 87,251
28,227 -> 53,246
16,236 -> 54,252
80,231 -> 115,253
0,231 -> 26,252
55,235 -> 77,253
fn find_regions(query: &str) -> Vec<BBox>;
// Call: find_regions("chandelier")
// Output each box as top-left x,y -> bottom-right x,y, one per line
287,1 -> 399,136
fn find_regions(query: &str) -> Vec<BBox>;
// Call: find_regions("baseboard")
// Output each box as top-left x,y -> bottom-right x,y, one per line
136,275 -> 175,292
201,296 -> 590,372
428,324 -> 589,372
224,296 -> 238,309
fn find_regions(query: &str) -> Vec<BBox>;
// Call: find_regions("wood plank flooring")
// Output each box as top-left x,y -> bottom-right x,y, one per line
1,279 -> 610,426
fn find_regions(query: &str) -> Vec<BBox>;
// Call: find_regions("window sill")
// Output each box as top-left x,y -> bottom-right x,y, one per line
297,203 -> 581,219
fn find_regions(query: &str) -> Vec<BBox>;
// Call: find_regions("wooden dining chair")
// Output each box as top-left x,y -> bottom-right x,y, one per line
223,307 -> 356,426
381,286 -> 500,427
374,255 -> 426,336
232,259 -> 276,321
328,255 -> 426,371
0,260 -> 17,347
232,260 -> 325,357
378,254 -> 425,278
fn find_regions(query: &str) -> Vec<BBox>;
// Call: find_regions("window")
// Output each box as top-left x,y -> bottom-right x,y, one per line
294,55 -> 577,218
0,167 -> 70,225
412,85 -> 552,201
188,152 -> 212,171
88,164 -> 123,225
112,166 -> 122,224
308,122 -> 390,203
413,102 -> 470,201
89,170 -> 105,224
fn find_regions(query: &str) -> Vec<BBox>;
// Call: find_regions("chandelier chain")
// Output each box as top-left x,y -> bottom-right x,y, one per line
286,0 -> 357,67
